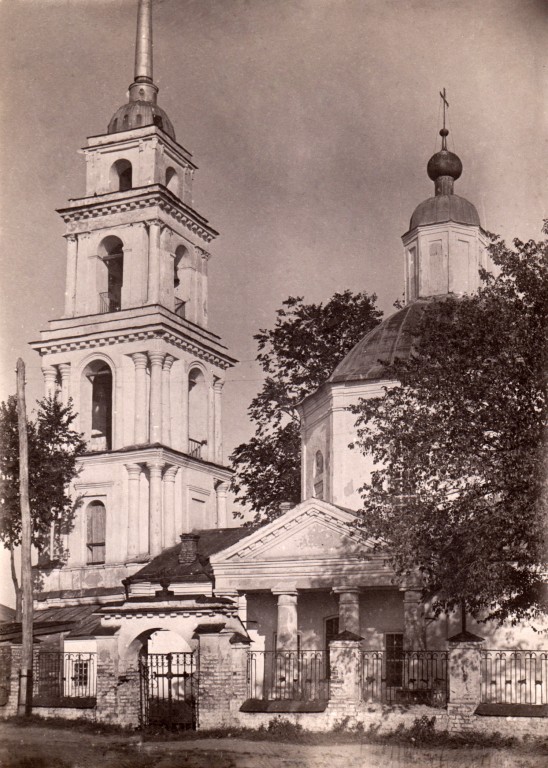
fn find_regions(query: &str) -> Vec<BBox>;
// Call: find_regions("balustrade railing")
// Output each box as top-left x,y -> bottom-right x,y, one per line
360,649 -> 448,706
33,651 -> 96,707
248,650 -> 329,701
480,649 -> 548,705
188,438 -> 206,459
99,291 -> 121,313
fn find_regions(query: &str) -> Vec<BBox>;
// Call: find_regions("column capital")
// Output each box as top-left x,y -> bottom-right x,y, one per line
163,465 -> 179,482
163,354 -> 176,371
213,378 -> 224,393
333,587 -> 360,596
196,246 -> 210,262
147,461 -> 165,475
58,362 -> 71,375
131,351 -> 148,369
125,463 -> 142,478
148,351 -> 165,366
272,586 -> 298,599
42,366 -> 57,381
403,588 -> 423,604
64,233 -> 77,243
215,480 -> 229,492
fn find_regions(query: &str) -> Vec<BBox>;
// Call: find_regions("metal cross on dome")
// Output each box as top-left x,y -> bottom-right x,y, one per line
439,88 -> 449,148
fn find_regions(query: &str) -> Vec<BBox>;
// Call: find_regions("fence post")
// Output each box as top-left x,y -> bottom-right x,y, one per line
328,634 -> 362,712
196,626 -> 248,729
95,636 -> 119,724
447,632 -> 484,731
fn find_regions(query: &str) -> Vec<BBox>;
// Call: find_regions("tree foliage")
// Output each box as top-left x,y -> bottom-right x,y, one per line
351,227 -> 548,624
0,395 -> 87,618
231,290 -> 383,524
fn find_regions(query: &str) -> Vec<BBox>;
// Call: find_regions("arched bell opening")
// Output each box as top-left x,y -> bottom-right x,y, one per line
188,367 -> 207,460
165,166 -> 179,196
81,359 -> 114,451
109,158 -> 133,192
98,235 -> 124,313
173,245 -> 192,318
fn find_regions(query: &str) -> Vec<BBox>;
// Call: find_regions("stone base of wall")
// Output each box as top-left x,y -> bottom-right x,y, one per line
32,706 -> 97,722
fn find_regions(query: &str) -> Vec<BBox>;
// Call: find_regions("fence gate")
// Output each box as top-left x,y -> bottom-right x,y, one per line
139,652 -> 197,730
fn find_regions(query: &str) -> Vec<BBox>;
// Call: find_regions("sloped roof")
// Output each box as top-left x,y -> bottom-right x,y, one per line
0,603 -> 117,641
409,193 -> 480,231
126,526 -> 257,584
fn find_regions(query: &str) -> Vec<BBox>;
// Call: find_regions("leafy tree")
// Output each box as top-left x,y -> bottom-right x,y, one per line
0,395 -> 87,619
351,227 -> 548,624
231,290 -> 383,524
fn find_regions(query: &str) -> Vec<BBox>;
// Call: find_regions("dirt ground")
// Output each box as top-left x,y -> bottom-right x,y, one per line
0,723 -> 546,768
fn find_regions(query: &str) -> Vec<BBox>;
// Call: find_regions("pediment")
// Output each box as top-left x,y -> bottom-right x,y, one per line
211,500 -> 373,565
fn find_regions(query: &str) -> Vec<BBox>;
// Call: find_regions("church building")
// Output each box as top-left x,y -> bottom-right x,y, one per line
3,0 -> 543,730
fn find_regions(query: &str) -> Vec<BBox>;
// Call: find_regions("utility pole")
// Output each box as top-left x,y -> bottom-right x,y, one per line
16,358 -> 33,715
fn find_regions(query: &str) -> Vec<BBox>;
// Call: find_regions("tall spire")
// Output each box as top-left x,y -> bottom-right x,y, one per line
108,0 -> 175,139
130,0 -> 158,104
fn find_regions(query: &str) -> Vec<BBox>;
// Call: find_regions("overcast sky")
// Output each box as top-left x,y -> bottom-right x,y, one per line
0,0 -> 546,602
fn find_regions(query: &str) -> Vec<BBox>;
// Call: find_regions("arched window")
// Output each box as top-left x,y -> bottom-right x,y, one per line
82,360 -> 113,451
98,235 -> 124,313
109,158 -> 132,192
188,367 -> 207,459
314,450 -> 324,500
165,167 -> 179,195
86,501 -> 106,564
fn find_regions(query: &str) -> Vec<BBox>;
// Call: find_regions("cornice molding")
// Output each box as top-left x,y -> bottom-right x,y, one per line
57,186 -> 218,243
31,328 -> 234,369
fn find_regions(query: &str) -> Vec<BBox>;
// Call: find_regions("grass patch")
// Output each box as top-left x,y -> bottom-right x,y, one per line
4,713 -> 548,754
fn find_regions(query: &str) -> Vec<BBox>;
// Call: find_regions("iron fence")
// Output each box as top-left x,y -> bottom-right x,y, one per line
99,291 -> 120,313
247,650 -> 329,701
480,649 -> 548,705
360,650 -> 448,706
33,651 -> 96,707
139,652 -> 197,730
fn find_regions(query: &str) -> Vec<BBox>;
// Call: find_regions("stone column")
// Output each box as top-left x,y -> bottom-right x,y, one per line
64,234 -> 78,317
272,587 -> 299,650
147,461 -> 164,556
213,378 -> 224,463
58,363 -> 71,406
334,588 -> 361,635
125,463 -> 141,559
147,219 -> 162,304
162,355 -> 175,447
207,380 -> 215,462
199,249 -> 209,327
403,588 -> 426,650
43,366 -> 58,399
215,480 -> 229,527
447,635 -> 484,730
163,465 -> 179,548
131,352 -> 148,444
181,365 -> 189,454
149,352 -> 164,444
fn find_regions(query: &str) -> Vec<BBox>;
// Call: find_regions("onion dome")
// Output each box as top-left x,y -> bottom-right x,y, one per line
329,300 -> 432,383
107,0 -> 175,141
408,127 -> 479,231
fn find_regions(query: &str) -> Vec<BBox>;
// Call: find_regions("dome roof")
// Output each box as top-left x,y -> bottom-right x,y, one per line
329,300 -> 432,384
409,193 -> 480,230
108,100 -> 176,141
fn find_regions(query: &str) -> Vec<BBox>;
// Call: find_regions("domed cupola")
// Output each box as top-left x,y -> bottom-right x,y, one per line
401,95 -> 487,304
107,0 -> 176,140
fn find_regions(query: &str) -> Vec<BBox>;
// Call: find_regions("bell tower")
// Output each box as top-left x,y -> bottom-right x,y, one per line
32,0 -> 236,596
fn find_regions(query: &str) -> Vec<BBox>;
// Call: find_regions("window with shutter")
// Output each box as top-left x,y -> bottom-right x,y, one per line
86,501 -> 106,564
